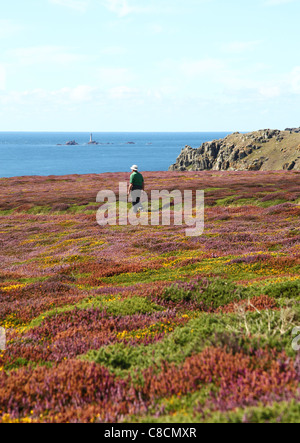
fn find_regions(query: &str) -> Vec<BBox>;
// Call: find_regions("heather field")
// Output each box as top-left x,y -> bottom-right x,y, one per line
0,170 -> 300,423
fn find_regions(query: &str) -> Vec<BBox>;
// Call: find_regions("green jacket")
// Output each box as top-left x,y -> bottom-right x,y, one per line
130,171 -> 144,188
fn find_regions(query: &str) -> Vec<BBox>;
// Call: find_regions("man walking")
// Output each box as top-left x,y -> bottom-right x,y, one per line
128,165 -> 144,213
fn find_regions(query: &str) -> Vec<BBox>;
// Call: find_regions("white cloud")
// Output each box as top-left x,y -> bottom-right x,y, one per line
258,85 -> 281,98
180,59 -> 225,77
0,20 -> 23,39
102,0 -> 131,16
289,67 -> 300,94
102,0 -> 217,17
0,85 -> 98,106
0,83 -> 146,109
100,46 -> 128,55
221,40 -> 261,54
7,46 -> 88,66
97,67 -> 135,85
101,0 -> 155,17
49,0 -> 90,12
69,85 -> 97,101
0,65 -> 6,90
51,85 -> 97,104
265,0 -> 295,5
158,56 -> 288,103
147,23 -> 164,34
108,85 -> 138,99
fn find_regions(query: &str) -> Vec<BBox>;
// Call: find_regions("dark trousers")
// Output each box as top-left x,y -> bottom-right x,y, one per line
131,186 -> 143,213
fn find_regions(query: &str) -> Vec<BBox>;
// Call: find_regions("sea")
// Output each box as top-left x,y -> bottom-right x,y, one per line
0,132 -> 232,178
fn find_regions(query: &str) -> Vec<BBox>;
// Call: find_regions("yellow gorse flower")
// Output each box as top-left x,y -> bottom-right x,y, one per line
1,284 -> 26,292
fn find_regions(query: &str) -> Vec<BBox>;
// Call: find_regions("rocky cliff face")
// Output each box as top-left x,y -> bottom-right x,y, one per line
169,129 -> 300,172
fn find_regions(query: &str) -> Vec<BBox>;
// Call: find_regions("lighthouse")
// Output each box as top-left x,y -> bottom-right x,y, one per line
88,133 -> 98,145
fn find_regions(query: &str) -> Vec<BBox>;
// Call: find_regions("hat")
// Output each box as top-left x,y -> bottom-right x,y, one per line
130,165 -> 138,171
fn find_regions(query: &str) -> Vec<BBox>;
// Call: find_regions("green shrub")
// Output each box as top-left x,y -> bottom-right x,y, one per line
208,401 -> 300,423
105,297 -> 164,316
85,343 -> 149,372
81,305 -> 300,376
81,314 -> 238,376
161,279 -> 249,310
27,206 -> 52,214
263,280 -> 300,300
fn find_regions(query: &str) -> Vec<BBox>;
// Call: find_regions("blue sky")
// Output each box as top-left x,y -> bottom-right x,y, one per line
0,0 -> 300,131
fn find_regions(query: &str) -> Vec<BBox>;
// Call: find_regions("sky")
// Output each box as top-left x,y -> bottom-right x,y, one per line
0,0 -> 300,132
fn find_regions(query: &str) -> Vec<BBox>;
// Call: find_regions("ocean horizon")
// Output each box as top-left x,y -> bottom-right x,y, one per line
0,131 -> 233,178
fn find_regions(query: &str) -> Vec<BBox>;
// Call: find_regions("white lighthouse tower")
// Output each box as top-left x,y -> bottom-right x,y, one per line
88,133 -> 98,145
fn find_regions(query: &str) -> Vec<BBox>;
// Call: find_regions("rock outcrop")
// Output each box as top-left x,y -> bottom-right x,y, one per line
65,140 -> 79,146
285,127 -> 300,133
169,129 -> 300,171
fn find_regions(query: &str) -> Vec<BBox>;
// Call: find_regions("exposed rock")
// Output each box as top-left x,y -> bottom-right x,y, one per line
169,129 -> 300,172
283,161 -> 296,171
285,127 -> 300,133
65,140 -> 79,146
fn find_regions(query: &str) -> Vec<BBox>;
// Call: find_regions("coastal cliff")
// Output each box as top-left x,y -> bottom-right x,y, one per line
169,128 -> 300,171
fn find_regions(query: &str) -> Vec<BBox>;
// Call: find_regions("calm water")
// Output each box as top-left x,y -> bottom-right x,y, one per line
0,132 -> 231,178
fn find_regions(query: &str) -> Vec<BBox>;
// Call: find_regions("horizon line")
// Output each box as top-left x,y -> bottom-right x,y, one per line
0,130 -> 250,133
